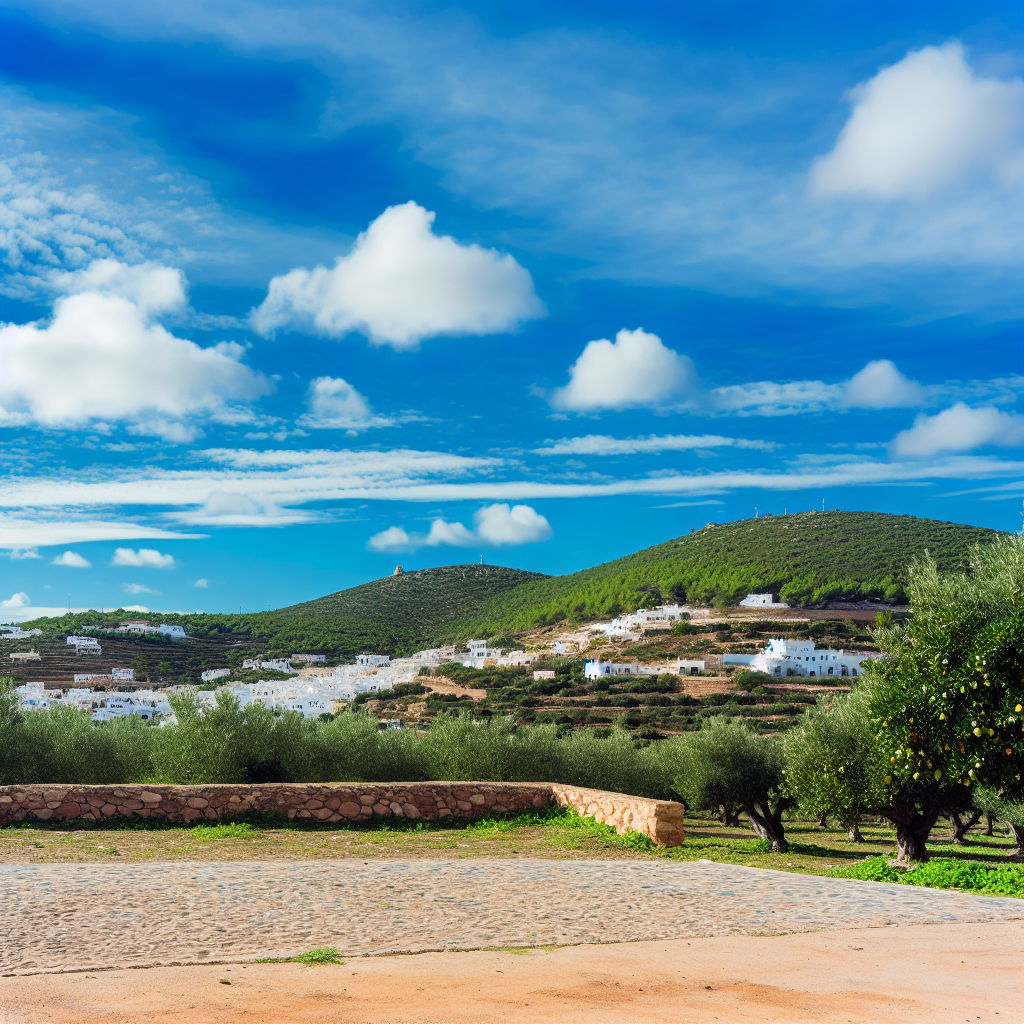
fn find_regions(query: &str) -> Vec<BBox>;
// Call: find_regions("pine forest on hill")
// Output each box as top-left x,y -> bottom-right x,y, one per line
7,512 -> 1003,659
444,511 -> 1003,637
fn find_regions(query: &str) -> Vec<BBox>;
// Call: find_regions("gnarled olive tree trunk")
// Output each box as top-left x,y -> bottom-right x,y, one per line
949,809 -> 982,844
884,799 -> 944,864
746,795 -> 793,854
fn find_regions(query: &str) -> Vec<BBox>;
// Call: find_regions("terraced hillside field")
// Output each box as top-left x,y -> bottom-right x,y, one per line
444,511 -> 1002,635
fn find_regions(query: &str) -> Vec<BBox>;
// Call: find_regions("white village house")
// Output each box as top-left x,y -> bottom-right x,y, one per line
725,638 -> 877,678
739,593 -> 790,609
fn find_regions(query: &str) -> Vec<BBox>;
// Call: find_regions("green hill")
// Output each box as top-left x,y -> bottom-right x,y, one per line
15,513 -> 1003,659
443,511 -> 1003,635
276,564 -> 548,633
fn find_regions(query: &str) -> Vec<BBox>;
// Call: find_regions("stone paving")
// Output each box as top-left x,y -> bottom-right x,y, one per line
3,858 -> 1021,976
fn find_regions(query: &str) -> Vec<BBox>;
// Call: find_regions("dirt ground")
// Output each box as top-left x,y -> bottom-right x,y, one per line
4,920 -> 1020,1024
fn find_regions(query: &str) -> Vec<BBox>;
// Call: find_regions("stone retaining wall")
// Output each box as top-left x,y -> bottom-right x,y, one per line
550,784 -> 686,847
0,782 -> 685,846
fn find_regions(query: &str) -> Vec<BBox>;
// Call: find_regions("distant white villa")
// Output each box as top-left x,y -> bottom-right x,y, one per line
739,593 -> 789,608
67,636 -> 102,654
201,668 -> 232,683
356,654 -> 391,668
725,638 -> 877,678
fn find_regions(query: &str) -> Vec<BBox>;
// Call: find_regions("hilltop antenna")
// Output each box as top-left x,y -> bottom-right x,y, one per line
822,497 -> 825,512
754,507 -> 758,518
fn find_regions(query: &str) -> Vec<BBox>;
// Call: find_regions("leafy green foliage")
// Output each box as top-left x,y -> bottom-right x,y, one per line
829,856 -> 1024,897
656,717 -> 792,850
868,534 -> 1024,801
0,693 -> 671,797
784,688 -> 886,831
294,947 -> 344,965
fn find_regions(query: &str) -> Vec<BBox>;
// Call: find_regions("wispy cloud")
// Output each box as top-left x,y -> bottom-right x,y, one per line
534,434 -> 775,456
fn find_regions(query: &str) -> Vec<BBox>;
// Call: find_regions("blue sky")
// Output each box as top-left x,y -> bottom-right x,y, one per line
1,0 -> 1022,620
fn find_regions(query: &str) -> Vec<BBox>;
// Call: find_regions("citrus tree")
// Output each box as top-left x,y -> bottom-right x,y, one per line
866,534 -> 1024,862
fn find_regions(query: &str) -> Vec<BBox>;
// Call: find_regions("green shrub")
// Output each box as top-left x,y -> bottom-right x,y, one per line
829,857 -> 1024,897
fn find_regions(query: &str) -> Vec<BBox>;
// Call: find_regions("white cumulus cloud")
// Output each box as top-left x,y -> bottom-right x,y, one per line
251,202 -> 544,349
193,578 -> 209,588
124,583 -> 160,595
0,259 -> 271,440
549,328 -> 699,412
810,42 -> 1024,200
890,403 -> 1024,458
297,376 -> 397,431
50,551 -> 91,568
473,503 -> 553,546
111,547 -> 175,569
368,502 -> 552,552
1,591 -> 31,610
842,360 -> 925,409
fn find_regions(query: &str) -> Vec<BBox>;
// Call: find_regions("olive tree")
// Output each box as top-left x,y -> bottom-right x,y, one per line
783,686 -> 884,842
865,534 -> 1024,863
663,716 -> 792,852
973,787 -> 1024,858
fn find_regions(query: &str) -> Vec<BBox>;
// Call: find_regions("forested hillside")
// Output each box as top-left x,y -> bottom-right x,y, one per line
13,565 -> 546,659
444,511 -> 1002,635
277,564 -> 548,631
12,513 -> 1001,656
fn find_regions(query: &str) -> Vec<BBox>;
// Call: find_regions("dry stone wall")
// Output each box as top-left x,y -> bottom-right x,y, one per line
0,782 -> 685,846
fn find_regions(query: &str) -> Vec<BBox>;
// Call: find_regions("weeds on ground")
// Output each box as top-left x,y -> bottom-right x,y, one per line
829,857 -> 1024,898
254,947 -> 344,965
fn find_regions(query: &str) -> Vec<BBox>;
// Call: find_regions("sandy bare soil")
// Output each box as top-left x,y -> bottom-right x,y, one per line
4,920 -> 1019,1023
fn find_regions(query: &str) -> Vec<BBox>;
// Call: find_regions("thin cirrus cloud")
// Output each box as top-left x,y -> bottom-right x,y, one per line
250,202 -> 545,349
2,449 -> 1023,549
0,259 -> 271,441
0,517 -> 204,553
890,403 -> 1024,459
5,12 -> 1020,317
50,551 -> 91,568
810,43 -> 1024,201
124,583 -> 160,595
369,503 -> 553,553
534,434 -> 775,456
111,547 -> 175,569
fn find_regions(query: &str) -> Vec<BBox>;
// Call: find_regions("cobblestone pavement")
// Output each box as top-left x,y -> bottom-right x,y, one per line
4,859 -> 1021,976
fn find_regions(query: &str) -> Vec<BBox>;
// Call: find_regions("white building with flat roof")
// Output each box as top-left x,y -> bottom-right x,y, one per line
746,638 -> 876,678
584,660 -> 639,679
739,593 -> 789,608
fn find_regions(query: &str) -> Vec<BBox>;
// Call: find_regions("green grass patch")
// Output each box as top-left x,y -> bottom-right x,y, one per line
828,856 -> 1024,897
189,822 -> 254,841
255,947 -> 345,965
